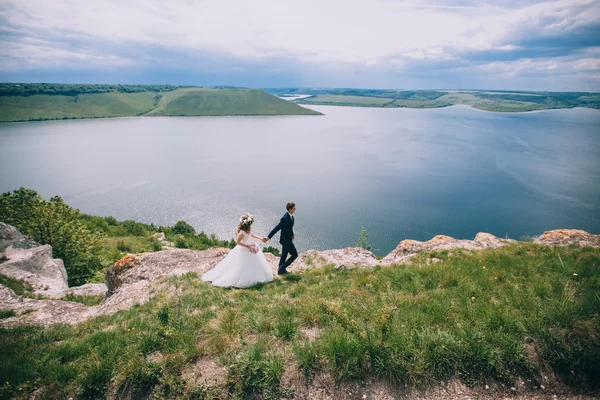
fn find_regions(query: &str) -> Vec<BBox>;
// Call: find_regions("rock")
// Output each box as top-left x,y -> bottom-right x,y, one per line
0,222 -> 22,251
153,231 -> 175,249
1,243 -> 68,297
534,229 -> 600,247
0,284 -> 90,328
105,248 -> 236,296
10,236 -> 41,250
474,232 -> 515,248
105,254 -> 142,296
0,223 -> 69,297
382,232 -> 510,265
295,247 -> 378,271
59,283 -> 107,298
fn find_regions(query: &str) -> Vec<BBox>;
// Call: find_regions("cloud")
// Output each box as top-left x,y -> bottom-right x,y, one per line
0,0 -> 599,90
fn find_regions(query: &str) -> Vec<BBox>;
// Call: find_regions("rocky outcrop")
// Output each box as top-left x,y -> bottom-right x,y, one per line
1,227 -> 598,328
0,223 -> 68,297
153,232 -> 175,250
295,247 -> 379,270
0,222 -> 22,251
104,248 -> 237,296
105,254 -> 143,296
59,283 -> 107,297
534,229 -> 600,247
381,232 -> 515,265
0,284 -> 91,327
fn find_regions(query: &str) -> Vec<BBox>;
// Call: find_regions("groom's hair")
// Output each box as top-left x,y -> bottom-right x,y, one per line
286,202 -> 295,211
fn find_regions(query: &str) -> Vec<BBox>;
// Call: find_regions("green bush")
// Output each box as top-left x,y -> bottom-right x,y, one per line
104,216 -> 118,226
0,188 -> 101,286
263,246 -> 280,256
0,310 -> 16,319
122,220 -> 146,236
172,220 -> 196,235
356,228 -> 372,251
116,240 -> 131,252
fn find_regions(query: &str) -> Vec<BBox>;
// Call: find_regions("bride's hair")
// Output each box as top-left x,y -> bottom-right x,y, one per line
237,213 -> 254,234
237,223 -> 251,234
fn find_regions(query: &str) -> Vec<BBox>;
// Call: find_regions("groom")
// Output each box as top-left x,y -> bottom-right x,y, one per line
263,202 -> 297,275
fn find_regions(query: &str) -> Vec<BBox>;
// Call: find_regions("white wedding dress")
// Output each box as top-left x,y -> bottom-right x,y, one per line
202,231 -> 273,288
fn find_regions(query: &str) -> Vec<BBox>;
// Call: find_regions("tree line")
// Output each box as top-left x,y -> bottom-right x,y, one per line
0,83 -> 197,97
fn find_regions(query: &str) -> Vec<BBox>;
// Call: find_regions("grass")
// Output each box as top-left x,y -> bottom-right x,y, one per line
299,94 -> 394,106
0,243 -> 599,399
148,88 -> 321,116
0,88 -> 321,123
61,293 -> 105,307
0,274 -> 34,297
0,92 -> 157,122
295,89 -> 600,112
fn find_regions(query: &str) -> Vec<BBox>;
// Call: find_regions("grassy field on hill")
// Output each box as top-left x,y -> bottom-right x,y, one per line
0,84 -> 320,122
0,92 -> 157,122
266,88 -> 600,112
147,88 -> 321,116
1,243 -> 598,399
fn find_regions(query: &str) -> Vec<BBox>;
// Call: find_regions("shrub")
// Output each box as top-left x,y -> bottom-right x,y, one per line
263,246 -> 280,256
0,188 -> 102,286
0,310 -> 16,319
171,221 -> 195,236
151,240 -> 162,252
356,228 -> 372,251
116,240 -> 131,252
104,216 -> 118,226
123,220 -> 145,236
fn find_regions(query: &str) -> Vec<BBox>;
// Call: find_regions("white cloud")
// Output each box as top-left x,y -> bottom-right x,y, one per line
0,0 -> 544,63
0,0 -> 599,89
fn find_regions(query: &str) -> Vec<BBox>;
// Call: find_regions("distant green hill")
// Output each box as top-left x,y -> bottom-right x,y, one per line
267,88 -> 600,112
147,88 -> 321,116
0,84 -> 320,122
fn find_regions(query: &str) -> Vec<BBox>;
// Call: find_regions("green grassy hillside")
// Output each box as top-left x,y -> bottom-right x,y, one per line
267,88 -> 600,112
0,92 -> 157,122
1,243 -> 599,399
147,88 -> 321,116
0,85 -> 320,122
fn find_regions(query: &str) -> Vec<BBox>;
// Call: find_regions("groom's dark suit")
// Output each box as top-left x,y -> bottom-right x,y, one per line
268,212 -> 297,273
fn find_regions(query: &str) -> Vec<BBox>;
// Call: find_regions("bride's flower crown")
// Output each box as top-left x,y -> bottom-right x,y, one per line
239,213 -> 255,229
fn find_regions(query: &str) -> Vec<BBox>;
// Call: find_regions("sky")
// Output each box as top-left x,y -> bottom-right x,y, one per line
0,0 -> 599,91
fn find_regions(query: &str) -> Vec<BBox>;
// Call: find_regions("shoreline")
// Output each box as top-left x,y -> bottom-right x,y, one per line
299,102 -> 600,114
2,104 -> 598,124
0,110 -> 324,125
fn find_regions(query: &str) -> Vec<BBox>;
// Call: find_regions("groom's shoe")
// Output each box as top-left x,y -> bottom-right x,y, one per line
277,268 -> 289,275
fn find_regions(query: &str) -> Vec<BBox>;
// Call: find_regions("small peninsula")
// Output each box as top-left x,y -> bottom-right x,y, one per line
0,83 -> 321,123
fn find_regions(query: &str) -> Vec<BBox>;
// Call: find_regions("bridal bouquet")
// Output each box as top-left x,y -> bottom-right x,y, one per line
248,243 -> 262,254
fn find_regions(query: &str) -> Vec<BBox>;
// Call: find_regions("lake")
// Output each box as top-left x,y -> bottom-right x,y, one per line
1,105 -> 599,255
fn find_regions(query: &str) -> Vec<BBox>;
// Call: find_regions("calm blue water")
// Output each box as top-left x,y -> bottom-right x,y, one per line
1,105 -> 599,255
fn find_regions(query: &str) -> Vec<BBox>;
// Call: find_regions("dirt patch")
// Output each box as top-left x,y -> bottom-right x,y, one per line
182,355 -> 227,388
301,326 -> 322,341
145,351 -> 163,364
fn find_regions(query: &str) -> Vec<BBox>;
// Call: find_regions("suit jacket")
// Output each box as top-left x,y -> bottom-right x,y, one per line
268,213 -> 294,245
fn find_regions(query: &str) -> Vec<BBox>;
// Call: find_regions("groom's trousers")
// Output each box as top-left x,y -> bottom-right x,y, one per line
279,242 -> 298,270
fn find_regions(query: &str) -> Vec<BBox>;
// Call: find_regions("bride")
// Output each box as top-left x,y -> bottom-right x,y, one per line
202,213 -> 273,288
